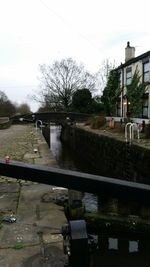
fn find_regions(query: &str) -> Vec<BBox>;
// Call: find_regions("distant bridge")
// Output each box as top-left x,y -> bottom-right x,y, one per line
12,112 -> 92,124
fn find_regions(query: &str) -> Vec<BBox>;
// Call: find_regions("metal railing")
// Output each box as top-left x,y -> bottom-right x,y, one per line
125,122 -> 140,142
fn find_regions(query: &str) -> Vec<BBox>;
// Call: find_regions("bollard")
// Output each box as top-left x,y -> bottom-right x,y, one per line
5,156 -> 10,164
62,220 -> 89,267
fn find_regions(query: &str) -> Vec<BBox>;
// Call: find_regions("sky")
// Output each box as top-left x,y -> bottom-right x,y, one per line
0,0 -> 150,112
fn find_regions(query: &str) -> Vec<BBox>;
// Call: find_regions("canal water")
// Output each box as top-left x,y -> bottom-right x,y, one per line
50,125 -> 97,211
50,125 -> 150,266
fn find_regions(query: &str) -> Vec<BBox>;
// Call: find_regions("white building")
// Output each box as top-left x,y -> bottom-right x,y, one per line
116,42 -> 150,119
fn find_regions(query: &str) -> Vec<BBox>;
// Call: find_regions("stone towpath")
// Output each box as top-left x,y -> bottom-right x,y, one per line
0,124 -> 67,267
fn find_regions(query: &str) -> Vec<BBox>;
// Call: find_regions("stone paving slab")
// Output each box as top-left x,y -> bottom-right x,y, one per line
17,184 -> 54,223
0,183 -> 19,193
0,192 -> 18,213
0,223 -> 39,247
35,202 -> 65,230
0,246 -> 41,267
23,245 -> 66,267
34,142 -> 58,167
24,153 -> 40,159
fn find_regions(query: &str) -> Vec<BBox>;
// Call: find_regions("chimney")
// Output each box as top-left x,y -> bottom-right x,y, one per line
125,41 -> 135,62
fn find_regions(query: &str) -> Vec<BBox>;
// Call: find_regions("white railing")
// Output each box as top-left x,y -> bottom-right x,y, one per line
125,122 -> 140,142
35,120 -> 43,132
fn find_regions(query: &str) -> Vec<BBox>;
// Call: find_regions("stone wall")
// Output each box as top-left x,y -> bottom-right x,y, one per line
42,125 -> 50,147
60,125 -> 150,184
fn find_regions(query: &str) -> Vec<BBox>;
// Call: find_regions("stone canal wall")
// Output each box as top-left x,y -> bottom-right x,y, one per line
60,124 -> 150,183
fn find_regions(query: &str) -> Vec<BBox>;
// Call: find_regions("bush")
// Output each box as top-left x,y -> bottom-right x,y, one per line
90,116 -> 106,129
0,120 -> 12,129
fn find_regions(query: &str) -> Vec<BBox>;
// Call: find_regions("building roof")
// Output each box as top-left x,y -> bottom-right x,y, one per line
117,50 -> 150,70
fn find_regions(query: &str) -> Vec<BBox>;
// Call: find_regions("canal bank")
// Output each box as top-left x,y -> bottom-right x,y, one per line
60,123 -> 150,183
0,124 -> 67,267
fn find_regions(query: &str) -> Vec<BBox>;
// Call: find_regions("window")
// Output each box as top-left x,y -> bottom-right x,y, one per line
126,67 -> 132,85
143,61 -> 150,83
142,93 -> 149,118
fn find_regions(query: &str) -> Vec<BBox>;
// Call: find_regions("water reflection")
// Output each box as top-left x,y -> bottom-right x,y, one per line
50,125 -> 79,170
91,236 -> 150,267
101,237 -> 139,253
50,125 -> 97,211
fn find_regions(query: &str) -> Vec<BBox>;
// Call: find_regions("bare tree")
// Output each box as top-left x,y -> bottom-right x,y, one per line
96,59 -> 116,95
36,58 -> 96,111
0,91 -> 8,103
0,91 -> 16,117
15,103 -> 31,115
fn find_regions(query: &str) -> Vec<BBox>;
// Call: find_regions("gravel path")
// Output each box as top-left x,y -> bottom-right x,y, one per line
0,124 -> 35,161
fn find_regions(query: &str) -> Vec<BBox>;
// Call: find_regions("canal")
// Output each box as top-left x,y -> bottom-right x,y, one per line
50,125 -> 150,266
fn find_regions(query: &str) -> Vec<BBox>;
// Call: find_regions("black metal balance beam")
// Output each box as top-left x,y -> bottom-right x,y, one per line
0,159 -> 150,204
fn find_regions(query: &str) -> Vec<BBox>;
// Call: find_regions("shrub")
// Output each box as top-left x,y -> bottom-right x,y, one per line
90,116 -> 106,129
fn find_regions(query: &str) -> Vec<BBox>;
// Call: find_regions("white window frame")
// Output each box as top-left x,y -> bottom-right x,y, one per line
143,61 -> 150,83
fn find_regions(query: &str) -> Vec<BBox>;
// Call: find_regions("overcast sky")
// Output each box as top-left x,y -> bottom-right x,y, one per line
0,0 -> 149,112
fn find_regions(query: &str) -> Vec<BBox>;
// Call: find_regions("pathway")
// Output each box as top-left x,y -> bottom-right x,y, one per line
0,124 -> 67,267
